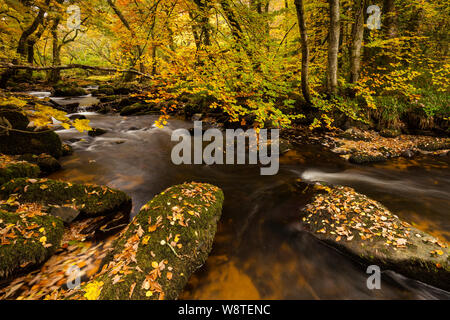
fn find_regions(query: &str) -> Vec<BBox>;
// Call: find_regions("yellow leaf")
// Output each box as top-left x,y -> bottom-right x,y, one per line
73,119 -> 92,133
61,122 -> 71,130
83,281 -> 104,300
142,235 -> 150,245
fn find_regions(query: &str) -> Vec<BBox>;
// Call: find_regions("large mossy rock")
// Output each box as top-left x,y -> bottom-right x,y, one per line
0,130 -> 63,159
92,85 -> 115,96
300,184 -> 450,291
0,105 -> 29,130
18,154 -> 61,174
66,182 -> 224,300
119,102 -> 159,116
0,105 -> 62,158
0,178 -> 131,218
53,85 -> 87,97
0,155 -> 40,186
0,207 -> 64,280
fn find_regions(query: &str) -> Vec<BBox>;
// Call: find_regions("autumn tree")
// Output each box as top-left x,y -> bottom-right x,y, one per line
294,0 -> 312,104
327,0 -> 340,95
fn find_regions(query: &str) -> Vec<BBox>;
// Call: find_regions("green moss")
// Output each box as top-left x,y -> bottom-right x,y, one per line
0,178 -> 131,218
417,139 -> 450,151
349,152 -> 387,164
92,86 -> 115,96
0,160 -> 40,186
0,130 -> 63,158
0,105 -> 29,130
53,86 -> 87,97
71,182 -> 224,300
119,103 -> 158,116
0,209 -> 64,280
19,154 -> 61,174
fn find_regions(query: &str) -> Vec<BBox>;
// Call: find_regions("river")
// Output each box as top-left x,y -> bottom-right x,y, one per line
31,92 -> 450,299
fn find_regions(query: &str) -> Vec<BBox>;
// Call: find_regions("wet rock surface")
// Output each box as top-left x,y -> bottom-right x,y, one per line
299,183 -> 450,291
56,182 -> 224,300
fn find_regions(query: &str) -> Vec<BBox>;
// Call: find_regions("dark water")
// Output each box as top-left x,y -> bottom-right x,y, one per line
43,94 -> 450,300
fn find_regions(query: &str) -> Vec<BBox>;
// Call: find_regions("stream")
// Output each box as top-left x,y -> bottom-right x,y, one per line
32,92 -> 450,299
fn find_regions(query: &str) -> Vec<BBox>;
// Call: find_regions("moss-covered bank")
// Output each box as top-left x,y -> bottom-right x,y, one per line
0,155 -> 40,186
0,178 -> 131,218
0,205 -> 64,280
62,182 -> 224,300
300,183 -> 450,291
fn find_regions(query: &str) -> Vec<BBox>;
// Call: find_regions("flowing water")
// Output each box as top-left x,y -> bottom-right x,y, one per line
38,93 -> 449,300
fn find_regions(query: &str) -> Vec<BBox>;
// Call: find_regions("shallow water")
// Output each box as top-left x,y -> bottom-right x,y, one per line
47,96 -> 450,300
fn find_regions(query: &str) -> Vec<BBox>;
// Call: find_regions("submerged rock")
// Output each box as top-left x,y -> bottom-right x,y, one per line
62,144 -> 74,156
0,205 -> 64,280
62,182 -> 224,300
0,155 -> 40,186
300,184 -> 450,291
0,178 -> 131,218
88,128 -> 107,137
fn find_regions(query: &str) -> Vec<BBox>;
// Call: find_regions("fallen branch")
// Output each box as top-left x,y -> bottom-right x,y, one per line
0,63 -> 153,79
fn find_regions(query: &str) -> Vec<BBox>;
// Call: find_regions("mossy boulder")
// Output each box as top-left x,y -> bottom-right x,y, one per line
99,95 -> 118,103
0,156 -> 40,186
113,84 -> 139,95
0,105 -> 29,130
92,85 -> 115,96
119,103 -> 158,116
66,182 -> 224,300
0,178 -> 131,218
300,184 -> 450,291
417,139 -> 450,152
18,154 -> 61,174
0,207 -> 64,280
0,129 -> 63,158
349,152 -> 387,164
53,85 -> 87,97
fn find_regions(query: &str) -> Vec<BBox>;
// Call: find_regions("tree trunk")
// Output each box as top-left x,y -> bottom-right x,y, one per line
17,2 -> 48,58
350,0 -> 367,84
107,0 -> 146,78
294,0 -> 312,105
193,0 -> 211,49
383,0 -> 397,39
327,0 -> 340,95
0,0 -> 49,88
49,18 -> 62,83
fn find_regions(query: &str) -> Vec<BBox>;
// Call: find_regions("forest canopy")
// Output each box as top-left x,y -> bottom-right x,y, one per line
0,0 -> 449,131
